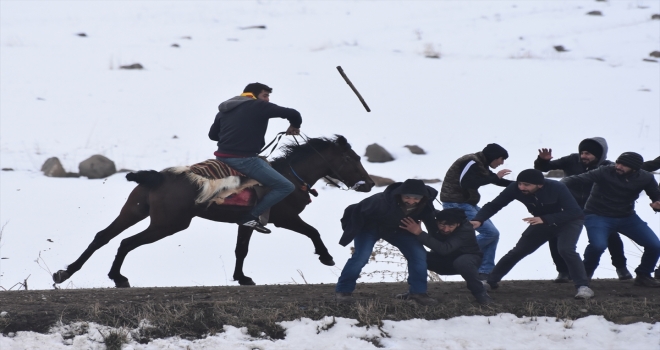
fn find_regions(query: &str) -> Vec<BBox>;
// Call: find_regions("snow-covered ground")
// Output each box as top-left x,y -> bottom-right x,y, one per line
1,0 -> 659,348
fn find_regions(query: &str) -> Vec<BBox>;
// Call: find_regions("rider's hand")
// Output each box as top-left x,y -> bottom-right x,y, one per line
650,201 -> 660,211
470,221 -> 482,229
286,126 -> 300,136
538,148 -> 553,161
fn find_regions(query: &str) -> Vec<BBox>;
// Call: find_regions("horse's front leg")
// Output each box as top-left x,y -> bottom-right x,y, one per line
273,215 -> 335,266
233,225 -> 256,285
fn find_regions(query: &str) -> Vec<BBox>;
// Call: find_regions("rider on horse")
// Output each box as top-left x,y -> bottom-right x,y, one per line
208,82 -> 302,234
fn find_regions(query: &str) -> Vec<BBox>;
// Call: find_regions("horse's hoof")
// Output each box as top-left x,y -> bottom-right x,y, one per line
319,256 -> 335,266
53,270 -> 71,284
115,280 -> 131,288
237,277 -> 256,286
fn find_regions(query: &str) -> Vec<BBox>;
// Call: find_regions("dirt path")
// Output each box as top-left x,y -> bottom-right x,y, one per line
1,279 -> 658,340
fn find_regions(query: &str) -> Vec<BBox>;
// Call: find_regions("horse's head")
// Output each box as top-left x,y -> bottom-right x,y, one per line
324,135 -> 375,192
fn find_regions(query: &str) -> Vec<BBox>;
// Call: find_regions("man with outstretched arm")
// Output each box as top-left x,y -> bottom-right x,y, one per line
472,169 -> 595,299
534,137 -> 632,282
640,155 -> 660,279
440,143 -> 513,281
563,152 -> 660,287
400,208 -> 492,305
335,179 -> 439,306
208,82 -> 301,234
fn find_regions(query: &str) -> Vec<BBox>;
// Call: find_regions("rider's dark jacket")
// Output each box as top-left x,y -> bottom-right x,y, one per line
339,179 -> 438,246
209,96 -> 302,157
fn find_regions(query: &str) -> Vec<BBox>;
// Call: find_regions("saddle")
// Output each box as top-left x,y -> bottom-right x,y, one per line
170,159 -> 271,223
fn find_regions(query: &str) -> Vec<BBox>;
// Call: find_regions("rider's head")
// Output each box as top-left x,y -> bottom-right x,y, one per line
243,82 -> 272,102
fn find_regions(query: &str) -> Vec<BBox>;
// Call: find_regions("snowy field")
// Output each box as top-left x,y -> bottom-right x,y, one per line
1,0 -> 659,348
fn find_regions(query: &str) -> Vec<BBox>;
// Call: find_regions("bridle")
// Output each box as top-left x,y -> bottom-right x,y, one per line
259,132 -> 366,193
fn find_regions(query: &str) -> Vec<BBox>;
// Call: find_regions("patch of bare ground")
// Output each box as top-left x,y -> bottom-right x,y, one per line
1,279 -> 657,342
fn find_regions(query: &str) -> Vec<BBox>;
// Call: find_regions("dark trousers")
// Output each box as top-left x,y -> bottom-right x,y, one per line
427,252 -> 486,297
489,219 -> 588,288
550,232 -> 627,274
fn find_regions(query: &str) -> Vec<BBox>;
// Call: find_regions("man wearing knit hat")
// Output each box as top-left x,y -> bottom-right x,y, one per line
563,152 -> 660,287
534,137 -> 632,282
440,143 -> 513,281
336,179 -> 439,305
400,208 -> 492,305
471,169 -> 594,299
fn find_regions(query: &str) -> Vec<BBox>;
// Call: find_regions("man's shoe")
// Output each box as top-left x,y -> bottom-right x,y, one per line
553,272 -> 571,283
396,292 -> 438,306
238,215 -> 271,234
634,275 -> 660,288
475,292 -> 493,305
574,286 -> 595,299
478,273 -> 489,281
335,292 -> 354,303
616,267 -> 633,280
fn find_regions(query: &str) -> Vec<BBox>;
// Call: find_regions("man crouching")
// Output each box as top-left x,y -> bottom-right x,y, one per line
335,179 -> 438,306
400,208 -> 492,305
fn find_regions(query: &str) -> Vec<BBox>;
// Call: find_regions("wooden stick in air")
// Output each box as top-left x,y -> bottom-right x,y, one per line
336,66 -> 371,112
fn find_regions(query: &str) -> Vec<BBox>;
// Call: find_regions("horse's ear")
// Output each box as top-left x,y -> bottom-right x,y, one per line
335,135 -> 348,147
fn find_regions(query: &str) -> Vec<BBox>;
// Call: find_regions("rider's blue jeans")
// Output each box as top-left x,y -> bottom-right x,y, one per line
216,156 -> 295,218
335,229 -> 428,294
443,202 -> 499,274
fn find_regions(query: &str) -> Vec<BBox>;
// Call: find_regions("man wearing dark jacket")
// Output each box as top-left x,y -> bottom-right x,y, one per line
534,137 -> 632,282
641,155 -> 660,279
335,179 -> 438,305
440,143 -> 513,280
400,208 -> 492,305
472,169 -> 595,299
208,83 -> 301,233
563,152 -> 660,287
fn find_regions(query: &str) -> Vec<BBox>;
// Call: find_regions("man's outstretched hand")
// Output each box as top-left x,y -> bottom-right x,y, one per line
286,126 -> 300,136
538,148 -> 553,161
399,217 -> 422,235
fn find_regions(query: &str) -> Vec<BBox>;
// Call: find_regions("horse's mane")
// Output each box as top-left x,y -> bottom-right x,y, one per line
270,135 -> 348,168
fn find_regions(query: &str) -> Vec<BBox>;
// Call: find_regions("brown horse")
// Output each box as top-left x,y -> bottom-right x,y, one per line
52,135 -> 374,288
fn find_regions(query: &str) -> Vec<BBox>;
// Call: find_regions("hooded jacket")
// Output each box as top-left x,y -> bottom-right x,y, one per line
339,180 -> 438,246
562,165 -> 660,217
208,96 -> 302,157
472,179 -> 583,226
440,152 -> 512,205
416,220 -> 482,259
534,137 -> 612,208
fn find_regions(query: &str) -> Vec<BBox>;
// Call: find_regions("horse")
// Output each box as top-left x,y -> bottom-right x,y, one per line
52,135 -> 375,288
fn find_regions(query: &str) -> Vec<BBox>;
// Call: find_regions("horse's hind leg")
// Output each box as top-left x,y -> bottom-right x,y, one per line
272,214 -> 335,266
53,186 -> 150,284
107,217 -> 192,288
233,225 -> 256,285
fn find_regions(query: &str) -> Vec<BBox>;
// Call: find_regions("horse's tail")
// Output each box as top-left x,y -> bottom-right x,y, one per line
126,170 -> 164,189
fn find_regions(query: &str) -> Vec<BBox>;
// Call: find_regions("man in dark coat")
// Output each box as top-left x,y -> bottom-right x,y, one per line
534,137 -> 632,282
208,83 -> 301,233
472,169 -> 595,299
440,143 -> 513,281
641,155 -> 660,279
563,152 -> 660,287
335,179 -> 438,305
400,208 -> 492,305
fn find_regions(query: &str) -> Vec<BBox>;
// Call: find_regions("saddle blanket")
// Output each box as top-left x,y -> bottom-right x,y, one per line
222,188 -> 257,207
189,159 -> 244,180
